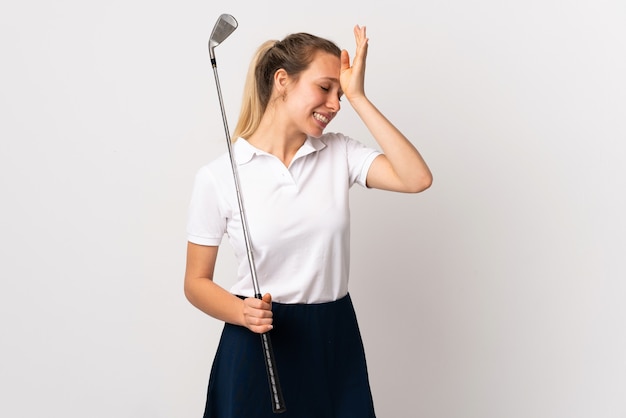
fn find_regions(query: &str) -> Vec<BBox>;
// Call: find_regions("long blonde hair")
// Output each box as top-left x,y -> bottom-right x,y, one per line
232,33 -> 341,140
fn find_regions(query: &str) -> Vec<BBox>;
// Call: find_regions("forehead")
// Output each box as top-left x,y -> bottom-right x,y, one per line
302,51 -> 341,80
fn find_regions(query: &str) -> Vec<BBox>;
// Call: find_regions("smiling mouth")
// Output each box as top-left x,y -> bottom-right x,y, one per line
313,112 -> 330,124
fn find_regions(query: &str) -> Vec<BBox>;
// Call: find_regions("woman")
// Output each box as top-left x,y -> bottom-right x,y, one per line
185,25 -> 432,417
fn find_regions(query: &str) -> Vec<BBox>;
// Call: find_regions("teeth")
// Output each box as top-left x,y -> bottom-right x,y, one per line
313,112 -> 329,124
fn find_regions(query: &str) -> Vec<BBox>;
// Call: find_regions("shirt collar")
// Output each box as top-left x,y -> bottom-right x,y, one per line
234,136 -> 327,165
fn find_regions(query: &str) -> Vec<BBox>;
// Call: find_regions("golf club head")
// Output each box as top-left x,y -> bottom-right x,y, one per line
209,14 -> 238,61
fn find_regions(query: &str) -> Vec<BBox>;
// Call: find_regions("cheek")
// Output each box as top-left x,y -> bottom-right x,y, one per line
286,86 -> 322,114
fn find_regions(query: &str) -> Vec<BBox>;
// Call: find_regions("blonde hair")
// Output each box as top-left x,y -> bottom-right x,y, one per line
232,33 -> 341,140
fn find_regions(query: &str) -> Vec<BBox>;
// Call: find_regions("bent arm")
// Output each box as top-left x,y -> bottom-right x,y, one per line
341,25 -> 432,193
351,96 -> 433,193
184,242 -> 273,333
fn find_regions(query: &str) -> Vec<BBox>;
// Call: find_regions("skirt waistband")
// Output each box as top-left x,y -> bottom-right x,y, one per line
235,292 -> 351,307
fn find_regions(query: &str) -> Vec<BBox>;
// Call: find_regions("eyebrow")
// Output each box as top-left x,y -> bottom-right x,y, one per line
318,77 -> 340,83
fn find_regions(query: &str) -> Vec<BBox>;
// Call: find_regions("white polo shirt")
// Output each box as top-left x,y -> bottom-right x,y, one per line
187,132 -> 381,304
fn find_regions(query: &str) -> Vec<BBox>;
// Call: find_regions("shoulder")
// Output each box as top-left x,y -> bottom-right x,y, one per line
192,151 -> 235,194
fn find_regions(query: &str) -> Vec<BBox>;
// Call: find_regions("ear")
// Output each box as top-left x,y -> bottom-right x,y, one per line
273,68 -> 289,93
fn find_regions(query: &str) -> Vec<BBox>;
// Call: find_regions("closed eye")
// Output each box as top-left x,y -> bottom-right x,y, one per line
321,86 -> 342,102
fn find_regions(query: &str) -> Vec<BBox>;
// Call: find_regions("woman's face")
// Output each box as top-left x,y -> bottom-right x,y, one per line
283,51 -> 343,138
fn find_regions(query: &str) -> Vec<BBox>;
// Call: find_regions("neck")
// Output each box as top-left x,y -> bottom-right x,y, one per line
247,113 -> 307,167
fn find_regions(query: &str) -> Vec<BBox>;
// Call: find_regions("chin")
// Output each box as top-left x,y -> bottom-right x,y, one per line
307,126 -> 326,138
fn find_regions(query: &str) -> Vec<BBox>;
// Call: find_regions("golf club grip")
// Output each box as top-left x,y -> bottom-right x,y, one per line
256,294 -> 287,413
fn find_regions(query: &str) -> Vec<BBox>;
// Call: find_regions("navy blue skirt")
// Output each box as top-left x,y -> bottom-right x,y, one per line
203,293 -> 376,418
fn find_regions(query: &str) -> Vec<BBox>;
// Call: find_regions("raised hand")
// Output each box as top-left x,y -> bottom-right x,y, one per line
340,25 -> 369,102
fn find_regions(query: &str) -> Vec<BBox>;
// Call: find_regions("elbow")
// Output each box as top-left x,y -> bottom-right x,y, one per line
183,282 -> 193,304
406,172 -> 433,193
183,276 -> 198,305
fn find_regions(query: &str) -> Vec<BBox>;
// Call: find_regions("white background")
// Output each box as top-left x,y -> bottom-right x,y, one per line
1,1 -> 625,417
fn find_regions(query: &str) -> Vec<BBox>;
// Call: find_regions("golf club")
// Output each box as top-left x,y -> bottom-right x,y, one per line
208,13 -> 286,414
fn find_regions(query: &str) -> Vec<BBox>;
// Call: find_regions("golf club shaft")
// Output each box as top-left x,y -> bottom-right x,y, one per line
211,66 -> 260,296
211,57 -> 287,414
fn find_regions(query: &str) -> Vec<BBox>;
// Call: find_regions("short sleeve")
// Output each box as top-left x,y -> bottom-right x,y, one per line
186,166 -> 227,246
344,135 -> 382,188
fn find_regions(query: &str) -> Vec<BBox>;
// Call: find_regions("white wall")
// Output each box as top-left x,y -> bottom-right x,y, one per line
1,1 -> 624,417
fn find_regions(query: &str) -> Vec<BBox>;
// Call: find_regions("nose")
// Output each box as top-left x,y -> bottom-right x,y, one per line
327,95 -> 341,112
